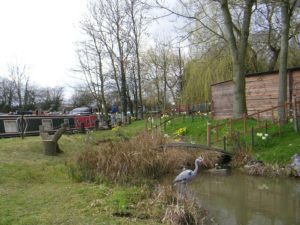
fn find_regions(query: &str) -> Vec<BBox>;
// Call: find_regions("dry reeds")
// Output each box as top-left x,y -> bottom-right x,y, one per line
248,163 -> 284,177
230,150 -> 253,168
69,132 -> 212,183
141,184 -> 207,225
160,188 -> 207,225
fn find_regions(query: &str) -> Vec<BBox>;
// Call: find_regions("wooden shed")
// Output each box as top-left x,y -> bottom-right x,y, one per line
211,67 -> 300,119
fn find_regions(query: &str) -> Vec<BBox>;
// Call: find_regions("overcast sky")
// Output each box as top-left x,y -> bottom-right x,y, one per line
0,0 -> 87,89
0,0 -> 178,98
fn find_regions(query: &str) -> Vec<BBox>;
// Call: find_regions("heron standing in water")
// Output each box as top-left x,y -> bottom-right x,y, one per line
174,157 -> 204,198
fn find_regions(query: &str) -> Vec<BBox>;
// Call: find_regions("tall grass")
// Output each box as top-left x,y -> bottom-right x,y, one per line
68,131 -> 218,184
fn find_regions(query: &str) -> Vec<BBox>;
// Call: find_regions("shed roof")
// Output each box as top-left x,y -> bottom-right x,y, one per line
210,66 -> 300,87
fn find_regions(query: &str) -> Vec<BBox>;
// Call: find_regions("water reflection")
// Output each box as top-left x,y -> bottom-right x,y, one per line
190,172 -> 300,225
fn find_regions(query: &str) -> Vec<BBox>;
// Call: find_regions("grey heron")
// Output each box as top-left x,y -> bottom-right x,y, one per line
174,157 -> 204,198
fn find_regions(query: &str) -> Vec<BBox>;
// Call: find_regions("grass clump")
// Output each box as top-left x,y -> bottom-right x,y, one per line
68,132 -> 204,183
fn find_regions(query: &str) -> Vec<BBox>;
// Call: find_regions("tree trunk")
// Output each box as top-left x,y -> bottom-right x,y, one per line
220,0 -> 254,118
278,0 -> 290,123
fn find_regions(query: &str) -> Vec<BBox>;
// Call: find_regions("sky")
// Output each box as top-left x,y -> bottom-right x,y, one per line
0,0 -> 87,90
0,0 -> 178,99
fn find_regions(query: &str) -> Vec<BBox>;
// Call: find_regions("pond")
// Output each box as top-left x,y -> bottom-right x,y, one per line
188,171 -> 300,225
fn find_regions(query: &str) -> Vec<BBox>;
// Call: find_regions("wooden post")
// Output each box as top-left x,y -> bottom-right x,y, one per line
278,119 -> 281,135
251,126 -> 254,150
293,95 -> 299,132
207,122 -> 211,147
285,101 -> 289,120
257,111 -> 260,128
230,119 -> 233,138
243,114 -> 247,135
223,136 -> 227,151
271,108 -> 275,124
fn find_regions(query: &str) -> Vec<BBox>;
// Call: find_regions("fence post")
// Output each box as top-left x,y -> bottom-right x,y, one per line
285,101 -> 289,120
230,119 -> 233,138
251,126 -> 254,150
207,122 -> 211,147
278,119 -> 281,135
257,111 -> 260,128
223,136 -> 227,151
293,95 -> 299,132
271,108 -> 275,124
243,113 -> 247,135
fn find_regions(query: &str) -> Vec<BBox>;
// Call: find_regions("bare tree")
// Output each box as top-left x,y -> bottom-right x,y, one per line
87,0 -> 133,122
0,78 -> 14,112
7,63 -> 37,110
143,41 -> 183,111
36,86 -> 64,111
126,0 -> 149,119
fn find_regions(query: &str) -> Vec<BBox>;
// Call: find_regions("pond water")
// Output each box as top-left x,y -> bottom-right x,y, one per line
188,171 -> 300,225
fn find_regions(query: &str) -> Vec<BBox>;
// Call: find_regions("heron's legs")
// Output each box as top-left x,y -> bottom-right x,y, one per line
177,182 -> 188,200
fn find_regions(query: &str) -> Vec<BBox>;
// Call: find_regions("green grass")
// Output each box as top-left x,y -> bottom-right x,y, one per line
1,118 -> 298,224
162,115 -> 300,165
0,120 -> 162,225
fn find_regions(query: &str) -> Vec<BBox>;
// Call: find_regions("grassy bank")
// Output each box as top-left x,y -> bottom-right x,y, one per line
1,116 -> 298,224
0,121 -> 163,225
0,120 -> 210,225
161,115 -> 300,165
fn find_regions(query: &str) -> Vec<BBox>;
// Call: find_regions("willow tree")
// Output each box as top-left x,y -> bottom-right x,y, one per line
183,47 -> 233,103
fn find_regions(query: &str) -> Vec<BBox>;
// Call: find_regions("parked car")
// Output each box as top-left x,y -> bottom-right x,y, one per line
69,107 -> 93,116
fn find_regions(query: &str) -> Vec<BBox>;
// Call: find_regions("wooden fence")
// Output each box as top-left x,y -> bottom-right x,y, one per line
207,98 -> 300,150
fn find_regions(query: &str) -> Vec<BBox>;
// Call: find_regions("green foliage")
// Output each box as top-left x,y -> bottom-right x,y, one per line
182,48 -> 233,103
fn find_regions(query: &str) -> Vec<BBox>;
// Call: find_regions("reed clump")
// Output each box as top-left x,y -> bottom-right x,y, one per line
247,163 -> 286,177
137,185 -> 208,225
230,149 -> 253,168
68,132 -> 204,183
158,186 -> 207,225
